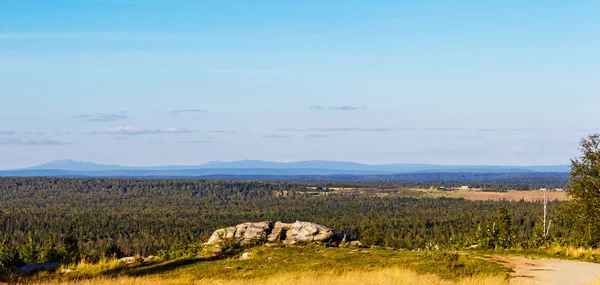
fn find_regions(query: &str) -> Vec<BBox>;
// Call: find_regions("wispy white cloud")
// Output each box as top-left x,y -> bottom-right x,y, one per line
476,128 -> 500,132
87,126 -> 193,135
20,132 -> 45,135
278,126 -> 396,133
311,127 -> 358,132
164,109 -> 207,115
278,127 -> 312,132
577,128 -> 600,133
0,131 -> 16,135
426,127 -> 470,131
510,128 -> 545,131
0,138 -> 69,146
305,134 -> 330,139
475,128 -> 547,132
177,140 -> 220,144
310,105 -> 367,111
72,112 -> 128,122
359,128 -> 394,132
456,135 -> 485,140
262,134 -> 293,139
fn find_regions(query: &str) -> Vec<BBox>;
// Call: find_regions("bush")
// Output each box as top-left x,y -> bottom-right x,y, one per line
104,242 -> 124,259
361,227 -> 385,247
156,243 -> 203,261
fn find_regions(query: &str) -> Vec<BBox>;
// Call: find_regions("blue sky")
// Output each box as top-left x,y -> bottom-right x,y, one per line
1,0 -> 599,169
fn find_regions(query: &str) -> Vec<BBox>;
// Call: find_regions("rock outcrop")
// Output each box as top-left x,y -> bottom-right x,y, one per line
267,222 -> 292,242
206,220 -> 336,251
284,221 -> 335,244
206,221 -> 272,246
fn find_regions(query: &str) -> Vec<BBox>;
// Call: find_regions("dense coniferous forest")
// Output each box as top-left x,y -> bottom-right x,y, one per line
272,172 -> 569,190
0,177 -> 576,269
0,172 -> 569,190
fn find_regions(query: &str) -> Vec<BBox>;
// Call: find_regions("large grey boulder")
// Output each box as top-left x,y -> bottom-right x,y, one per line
284,221 -> 335,244
20,262 -> 60,272
267,222 -> 292,242
206,221 -> 273,246
205,221 -> 337,254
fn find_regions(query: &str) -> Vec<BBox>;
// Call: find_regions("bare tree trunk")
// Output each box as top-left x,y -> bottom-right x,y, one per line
541,193 -> 552,238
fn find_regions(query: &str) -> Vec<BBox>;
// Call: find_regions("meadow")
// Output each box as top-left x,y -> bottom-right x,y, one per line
14,246 -> 510,285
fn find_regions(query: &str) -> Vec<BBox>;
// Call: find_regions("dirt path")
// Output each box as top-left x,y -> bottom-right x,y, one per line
494,256 -> 600,285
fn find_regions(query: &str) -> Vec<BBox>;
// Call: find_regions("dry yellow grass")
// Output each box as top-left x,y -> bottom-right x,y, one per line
545,245 -> 600,260
23,267 -> 508,285
440,190 -> 568,202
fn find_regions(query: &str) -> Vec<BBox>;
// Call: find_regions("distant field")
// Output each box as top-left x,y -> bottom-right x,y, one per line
434,190 -> 568,202
309,186 -> 569,202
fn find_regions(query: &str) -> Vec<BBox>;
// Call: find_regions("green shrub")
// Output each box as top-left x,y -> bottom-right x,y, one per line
20,236 -> 39,264
361,227 -> 385,246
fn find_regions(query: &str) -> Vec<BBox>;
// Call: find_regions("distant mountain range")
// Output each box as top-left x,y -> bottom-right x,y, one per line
0,159 -> 571,178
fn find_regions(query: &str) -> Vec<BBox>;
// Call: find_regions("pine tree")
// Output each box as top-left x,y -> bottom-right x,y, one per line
40,238 -> 62,263
63,234 -> 80,264
20,234 -> 39,264
495,205 -> 514,248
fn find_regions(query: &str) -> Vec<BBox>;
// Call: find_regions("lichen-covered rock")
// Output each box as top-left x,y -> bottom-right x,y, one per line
206,221 -> 273,246
284,221 -> 334,244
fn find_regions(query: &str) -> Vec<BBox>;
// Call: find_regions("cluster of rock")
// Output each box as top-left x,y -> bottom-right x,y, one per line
205,221 -> 338,253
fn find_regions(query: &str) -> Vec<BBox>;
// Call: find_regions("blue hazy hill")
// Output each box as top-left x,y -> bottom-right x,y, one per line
0,159 -> 571,177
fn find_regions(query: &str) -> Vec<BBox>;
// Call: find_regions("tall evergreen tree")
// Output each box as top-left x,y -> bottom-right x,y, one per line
20,234 -> 39,264
566,134 -> 600,246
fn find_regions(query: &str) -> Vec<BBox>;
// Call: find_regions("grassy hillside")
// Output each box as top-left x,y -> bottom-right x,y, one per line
18,246 -> 510,285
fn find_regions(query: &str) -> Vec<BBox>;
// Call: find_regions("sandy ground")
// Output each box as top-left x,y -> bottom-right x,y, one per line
496,256 -> 600,285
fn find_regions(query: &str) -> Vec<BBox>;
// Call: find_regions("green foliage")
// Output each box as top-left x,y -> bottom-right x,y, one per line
495,205 -> 515,248
218,238 -> 240,252
0,177 -> 565,259
20,235 -> 38,265
104,242 -> 124,259
360,227 -> 385,246
0,239 -> 19,268
63,234 -> 80,264
524,224 -> 550,249
471,206 -> 517,249
564,133 -> 600,247
246,237 -> 267,248
430,251 -> 461,269
39,238 -> 63,263
156,243 -> 203,260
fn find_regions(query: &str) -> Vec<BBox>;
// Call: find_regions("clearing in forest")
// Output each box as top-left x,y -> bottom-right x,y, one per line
432,190 -> 568,202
